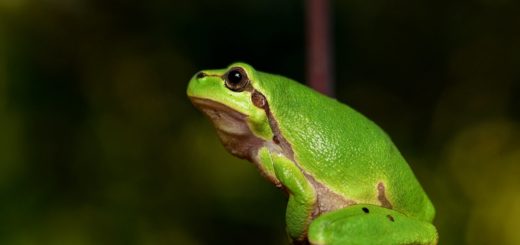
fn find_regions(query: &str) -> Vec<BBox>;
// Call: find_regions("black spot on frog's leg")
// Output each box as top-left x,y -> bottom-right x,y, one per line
362,207 -> 369,213
377,182 -> 393,209
386,214 -> 395,222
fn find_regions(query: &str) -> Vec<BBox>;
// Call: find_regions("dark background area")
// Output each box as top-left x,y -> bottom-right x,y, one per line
1,0 -> 519,244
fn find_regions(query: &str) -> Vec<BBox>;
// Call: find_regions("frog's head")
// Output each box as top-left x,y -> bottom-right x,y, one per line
187,62 -> 274,159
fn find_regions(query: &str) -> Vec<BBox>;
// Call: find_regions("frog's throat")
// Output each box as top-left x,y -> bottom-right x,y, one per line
189,97 -> 264,160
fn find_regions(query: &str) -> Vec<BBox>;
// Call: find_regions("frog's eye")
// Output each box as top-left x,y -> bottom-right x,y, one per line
225,67 -> 249,92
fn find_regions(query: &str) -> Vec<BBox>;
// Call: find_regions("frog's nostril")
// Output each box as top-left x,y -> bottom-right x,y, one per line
196,72 -> 207,79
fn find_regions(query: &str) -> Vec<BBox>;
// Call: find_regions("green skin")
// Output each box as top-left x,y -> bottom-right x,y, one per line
187,63 -> 438,245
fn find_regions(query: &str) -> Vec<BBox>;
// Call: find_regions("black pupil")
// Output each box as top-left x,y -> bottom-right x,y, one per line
228,70 -> 242,84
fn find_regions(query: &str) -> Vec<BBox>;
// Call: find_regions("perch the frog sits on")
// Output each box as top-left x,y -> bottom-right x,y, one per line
187,63 -> 438,245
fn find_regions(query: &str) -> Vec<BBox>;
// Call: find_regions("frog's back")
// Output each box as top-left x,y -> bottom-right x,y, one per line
256,72 -> 435,222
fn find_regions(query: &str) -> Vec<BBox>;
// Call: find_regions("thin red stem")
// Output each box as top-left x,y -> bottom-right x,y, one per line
306,0 -> 334,97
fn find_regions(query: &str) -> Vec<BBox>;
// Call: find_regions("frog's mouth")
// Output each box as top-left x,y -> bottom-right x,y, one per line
189,97 -> 264,160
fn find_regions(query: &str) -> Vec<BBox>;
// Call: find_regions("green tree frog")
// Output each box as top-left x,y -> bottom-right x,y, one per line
187,63 -> 438,245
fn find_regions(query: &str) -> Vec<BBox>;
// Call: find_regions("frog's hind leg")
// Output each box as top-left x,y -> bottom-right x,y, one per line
308,204 -> 438,245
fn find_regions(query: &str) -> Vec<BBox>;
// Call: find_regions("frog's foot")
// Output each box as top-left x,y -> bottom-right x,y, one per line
308,204 -> 438,245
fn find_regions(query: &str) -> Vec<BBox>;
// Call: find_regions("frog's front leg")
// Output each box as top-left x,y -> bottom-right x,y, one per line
257,147 -> 317,242
308,204 -> 438,245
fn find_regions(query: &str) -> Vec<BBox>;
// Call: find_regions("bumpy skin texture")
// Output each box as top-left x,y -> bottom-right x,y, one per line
187,63 -> 437,244
253,70 -> 435,220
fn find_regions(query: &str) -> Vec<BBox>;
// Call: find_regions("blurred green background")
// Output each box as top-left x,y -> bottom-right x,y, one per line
0,0 -> 519,244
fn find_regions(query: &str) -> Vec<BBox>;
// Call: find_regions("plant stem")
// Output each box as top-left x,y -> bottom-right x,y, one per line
306,0 -> 334,97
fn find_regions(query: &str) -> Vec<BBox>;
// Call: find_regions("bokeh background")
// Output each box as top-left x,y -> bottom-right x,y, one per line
1,0 -> 519,244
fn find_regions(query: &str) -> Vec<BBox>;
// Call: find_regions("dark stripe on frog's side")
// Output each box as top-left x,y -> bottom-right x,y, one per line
251,90 -> 295,162
251,90 -> 355,215
377,182 -> 393,209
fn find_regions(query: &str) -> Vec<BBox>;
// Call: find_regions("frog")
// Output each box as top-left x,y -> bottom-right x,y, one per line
186,62 -> 438,245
